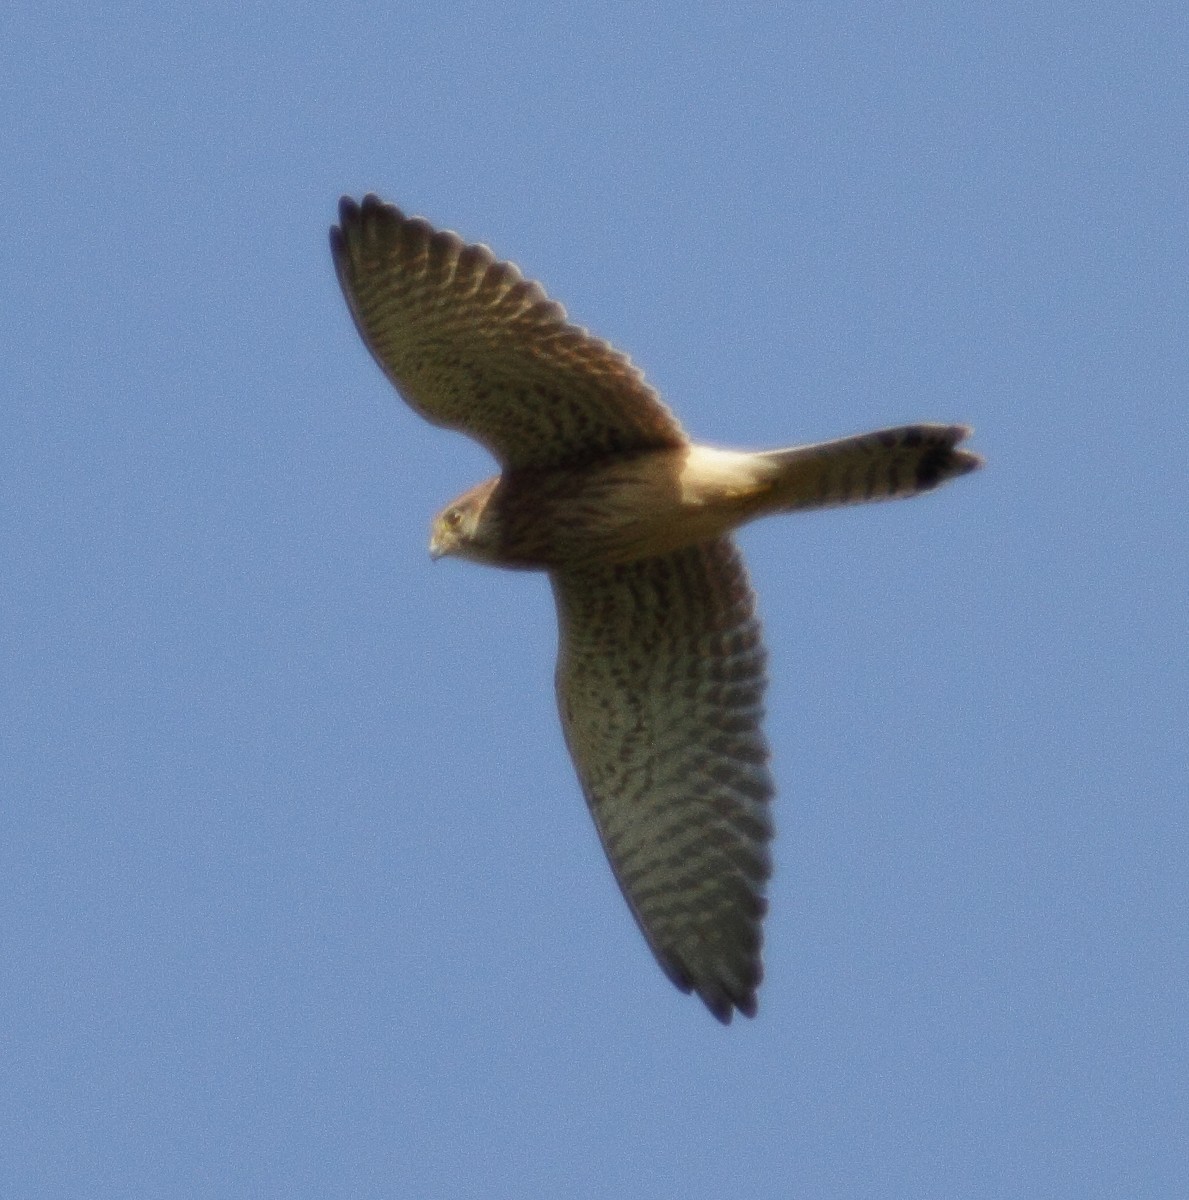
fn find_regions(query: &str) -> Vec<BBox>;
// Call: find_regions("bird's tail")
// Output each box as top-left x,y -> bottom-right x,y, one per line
755,424 -> 982,514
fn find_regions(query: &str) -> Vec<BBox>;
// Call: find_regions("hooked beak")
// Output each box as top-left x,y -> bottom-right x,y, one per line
428,537 -> 445,561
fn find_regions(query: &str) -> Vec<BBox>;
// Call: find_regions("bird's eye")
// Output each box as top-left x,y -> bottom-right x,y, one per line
444,508 -> 463,529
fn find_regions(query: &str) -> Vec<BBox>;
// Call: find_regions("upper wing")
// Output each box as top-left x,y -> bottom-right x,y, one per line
331,195 -> 687,470
551,539 -> 774,1022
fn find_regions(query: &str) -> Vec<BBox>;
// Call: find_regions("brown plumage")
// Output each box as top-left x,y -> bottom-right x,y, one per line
331,194 -> 981,1022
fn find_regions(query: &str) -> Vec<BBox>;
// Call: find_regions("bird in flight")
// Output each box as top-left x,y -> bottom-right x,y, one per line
330,194 -> 981,1022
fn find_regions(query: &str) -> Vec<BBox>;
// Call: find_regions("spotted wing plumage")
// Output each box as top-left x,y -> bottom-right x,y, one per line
551,538 -> 773,1022
331,195 -> 687,470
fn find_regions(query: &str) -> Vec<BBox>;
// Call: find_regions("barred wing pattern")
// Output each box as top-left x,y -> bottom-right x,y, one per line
331,195 -> 687,470
552,538 -> 774,1022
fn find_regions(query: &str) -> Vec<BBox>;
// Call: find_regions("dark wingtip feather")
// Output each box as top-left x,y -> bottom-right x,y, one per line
337,194 -> 360,227
699,987 -> 758,1025
662,952 -> 759,1024
333,194 -> 412,248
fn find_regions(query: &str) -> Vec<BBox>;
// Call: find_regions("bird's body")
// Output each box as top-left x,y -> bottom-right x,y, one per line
431,445 -> 766,569
434,432 -> 978,570
331,194 -> 981,1022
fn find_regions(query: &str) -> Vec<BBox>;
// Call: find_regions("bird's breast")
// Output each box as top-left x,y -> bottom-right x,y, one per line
487,446 -> 768,569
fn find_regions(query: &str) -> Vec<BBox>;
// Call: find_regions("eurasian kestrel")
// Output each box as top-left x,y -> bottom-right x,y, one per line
331,194 -> 981,1022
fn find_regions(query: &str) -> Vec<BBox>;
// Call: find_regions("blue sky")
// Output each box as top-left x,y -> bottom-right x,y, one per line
3,3 -> 1186,1196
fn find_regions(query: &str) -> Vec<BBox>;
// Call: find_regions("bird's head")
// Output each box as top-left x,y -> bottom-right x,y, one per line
429,477 -> 501,563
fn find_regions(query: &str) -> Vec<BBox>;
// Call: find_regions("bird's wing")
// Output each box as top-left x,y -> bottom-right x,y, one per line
551,538 -> 773,1022
331,195 -> 688,470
